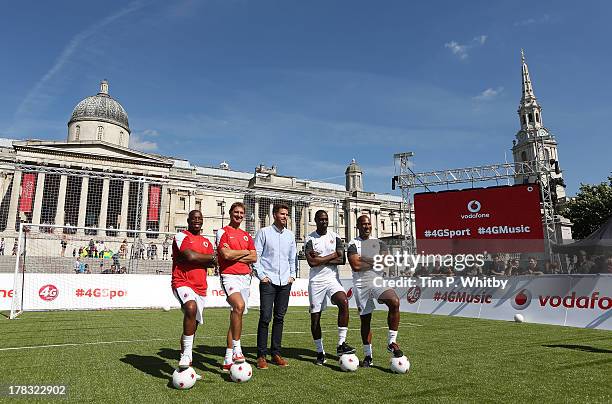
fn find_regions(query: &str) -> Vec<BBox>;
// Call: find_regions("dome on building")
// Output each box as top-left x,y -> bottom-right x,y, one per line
68,80 -> 130,132
345,158 -> 362,174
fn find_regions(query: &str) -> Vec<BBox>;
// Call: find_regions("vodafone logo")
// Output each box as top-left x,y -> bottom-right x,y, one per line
511,289 -> 532,310
406,286 -> 421,304
203,241 -> 209,248
243,236 -> 249,242
39,284 -> 59,301
467,200 -> 481,213
346,288 -> 353,300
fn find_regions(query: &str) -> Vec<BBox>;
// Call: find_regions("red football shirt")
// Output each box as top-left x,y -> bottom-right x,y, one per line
171,230 -> 214,296
216,226 -> 255,275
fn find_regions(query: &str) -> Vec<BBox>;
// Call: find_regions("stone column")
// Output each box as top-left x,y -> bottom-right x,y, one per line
6,171 -> 23,232
168,189 -> 177,233
140,182 -> 149,232
54,175 -> 68,227
253,198 -> 259,231
269,202 -> 273,226
188,191 -> 196,211
32,172 -> 46,225
290,204 -> 296,232
345,207 -> 351,241
119,180 -> 130,237
98,177 -> 110,234
158,185 -> 169,235
0,173 -> 8,202
76,176 -> 89,234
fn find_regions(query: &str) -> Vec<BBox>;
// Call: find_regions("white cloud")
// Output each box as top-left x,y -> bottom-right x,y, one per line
129,130 -> 159,152
514,14 -> 550,27
15,2 -> 144,119
444,35 -> 488,60
473,87 -> 504,101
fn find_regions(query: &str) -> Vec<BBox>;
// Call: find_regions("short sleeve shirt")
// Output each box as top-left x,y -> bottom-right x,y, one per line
216,226 -> 255,275
304,230 -> 344,281
171,230 -> 214,296
347,236 -> 388,279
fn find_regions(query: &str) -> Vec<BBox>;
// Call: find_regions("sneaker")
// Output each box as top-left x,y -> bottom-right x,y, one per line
387,342 -> 404,358
361,355 -> 374,368
271,354 -> 288,367
315,352 -> 326,366
336,342 -> 356,356
233,353 -> 245,364
256,356 -> 268,370
194,371 -> 202,380
178,353 -> 191,369
222,362 -> 233,372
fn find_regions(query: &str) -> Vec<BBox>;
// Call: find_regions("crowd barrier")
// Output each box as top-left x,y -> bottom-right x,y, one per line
1,274 -> 610,330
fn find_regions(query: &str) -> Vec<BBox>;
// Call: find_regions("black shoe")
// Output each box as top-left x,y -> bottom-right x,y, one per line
361,355 -> 373,368
315,352 -> 326,366
336,342 -> 356,356
387,342 -> 404,358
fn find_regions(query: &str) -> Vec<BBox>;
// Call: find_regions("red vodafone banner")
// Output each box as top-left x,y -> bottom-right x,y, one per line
18,173 -> 37,213
147,185 -> 161,221
415,184 -> 544,254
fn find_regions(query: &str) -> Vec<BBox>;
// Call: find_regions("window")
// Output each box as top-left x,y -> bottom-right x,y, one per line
339,214 -> 344,225
195,200 -> 201,211
119,131 -> 124,146
381,220 -> 385,231
521,151 -> 528,162
97,126 -> 104,140
179,197 -> 186,211
75,125 -> 80,140
521,115 -> 526,125
528,113 -> 534,123
535,112 -> 539,123
308,210 -> 312,222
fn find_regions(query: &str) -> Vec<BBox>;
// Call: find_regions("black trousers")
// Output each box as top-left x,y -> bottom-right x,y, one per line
257,282 -> 292,357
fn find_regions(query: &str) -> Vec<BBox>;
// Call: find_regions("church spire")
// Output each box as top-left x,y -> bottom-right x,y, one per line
517,50 -> 543,131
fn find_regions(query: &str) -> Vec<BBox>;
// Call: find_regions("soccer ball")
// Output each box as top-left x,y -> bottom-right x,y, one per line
172,367 -> 197,390
162,306 -> 171,312
514,313 -> 525,323
230,362 -> 253,383
338,354 -> 359,372
390,355 -> 410,374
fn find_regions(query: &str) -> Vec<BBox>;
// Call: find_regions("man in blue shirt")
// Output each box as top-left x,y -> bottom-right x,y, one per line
253,203 -> 297,369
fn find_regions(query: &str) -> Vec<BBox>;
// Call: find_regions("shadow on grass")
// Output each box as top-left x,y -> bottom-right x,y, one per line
543,344 -> 612,354
120,354 -> 174,380
158,347 -> 226,377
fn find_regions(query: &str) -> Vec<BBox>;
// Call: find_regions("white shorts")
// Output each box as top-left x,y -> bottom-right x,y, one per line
353,274 -> 393,316
309,276 -> 345,313
221,274 -> 251,314
173,286 -> 206,325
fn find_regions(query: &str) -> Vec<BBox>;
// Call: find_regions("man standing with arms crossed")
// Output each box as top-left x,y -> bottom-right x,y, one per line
347,215 -> 404,367
215,202 -> 257,371
305,210 -> 355,365
254,203 -> 297,369
172,210 -> 217,377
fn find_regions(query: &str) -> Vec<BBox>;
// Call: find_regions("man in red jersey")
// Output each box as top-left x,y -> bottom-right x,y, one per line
172,210 -> 217,372
215,202 -> 257,371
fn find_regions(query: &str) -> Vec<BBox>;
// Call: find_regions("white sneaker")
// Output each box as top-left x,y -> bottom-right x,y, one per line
194,372 -> 202,380
178,353 -> 191,369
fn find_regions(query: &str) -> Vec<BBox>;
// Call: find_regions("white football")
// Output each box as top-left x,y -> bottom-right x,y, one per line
162,306 -> 171,312
172,367 -> 197,389
390,355 -> 410,374
339,354 -> 359,372
230,362 -> 253,383
514,313 -> 525,323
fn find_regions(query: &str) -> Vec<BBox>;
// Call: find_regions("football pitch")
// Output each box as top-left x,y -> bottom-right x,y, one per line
1,308 -> 610,403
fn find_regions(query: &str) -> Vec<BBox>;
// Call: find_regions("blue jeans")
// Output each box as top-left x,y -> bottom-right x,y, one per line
257,282 -> 292,357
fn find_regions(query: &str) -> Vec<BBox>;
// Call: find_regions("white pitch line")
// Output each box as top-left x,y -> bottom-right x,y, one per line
0,324 -> 421,352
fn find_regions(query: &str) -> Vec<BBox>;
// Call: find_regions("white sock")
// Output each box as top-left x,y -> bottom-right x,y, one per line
314,338 -> 325,354
388,329 -> 398,345
182,334 -> 194,359
224,348 -> 233,365
338,327 -> 348,346
363,344 -> 372,357
232,339 -> 242,356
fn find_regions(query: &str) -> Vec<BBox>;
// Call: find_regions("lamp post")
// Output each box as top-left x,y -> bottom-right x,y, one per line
388,211 -> 396,276
218,201 -> 226,227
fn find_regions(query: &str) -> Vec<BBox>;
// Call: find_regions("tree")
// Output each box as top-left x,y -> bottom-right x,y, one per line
561,175 -> 612,240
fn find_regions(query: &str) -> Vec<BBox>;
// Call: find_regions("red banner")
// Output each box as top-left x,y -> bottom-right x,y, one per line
414,184 -> 544,254
147,185 -> 161,221
18,173 -> 37,213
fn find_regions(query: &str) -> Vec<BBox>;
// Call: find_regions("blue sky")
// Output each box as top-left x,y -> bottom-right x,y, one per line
1,0 -> 610,195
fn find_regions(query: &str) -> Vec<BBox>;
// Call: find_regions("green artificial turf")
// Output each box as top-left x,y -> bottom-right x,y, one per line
0,308 -> 610,403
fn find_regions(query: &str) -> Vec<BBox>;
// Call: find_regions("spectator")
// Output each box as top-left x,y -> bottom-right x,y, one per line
519,257 -> 544,275
88,239 -> 95,258
119,239 -> 128,259
162,237 -> 170,260
596,256 -> 612,274
0,237 -> 4,255
72,248 -> 76,257
505,259 -> 520,276
60,236 -> 67,257
119,266 -> 127,274
12,239 -> 18,255
150,243 -> 157,260
74,257 -> 81,274
112,252 -> 120,268
574,250 -> 596,274
146,242 -> 152,259
486,255 -> 506,276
